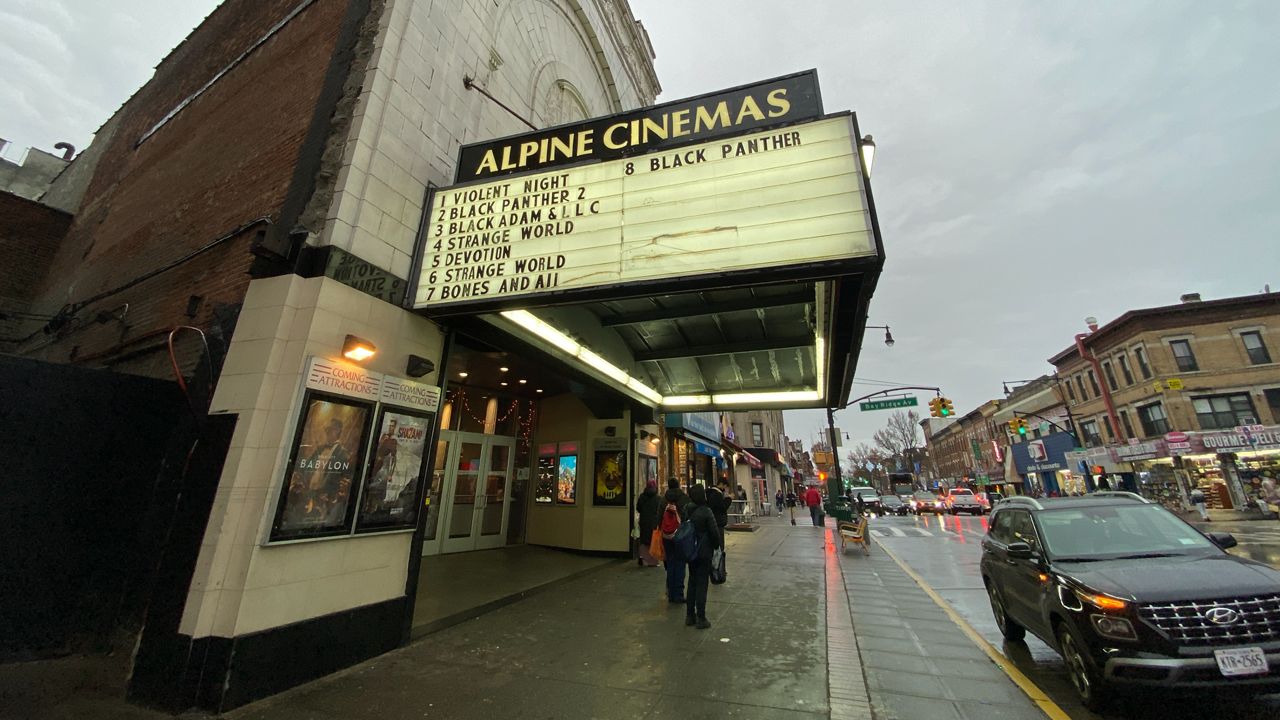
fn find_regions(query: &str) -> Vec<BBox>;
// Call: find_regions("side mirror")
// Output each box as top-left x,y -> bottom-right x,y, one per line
1206,532 -> 1237,550
1007,542 -> 1035,560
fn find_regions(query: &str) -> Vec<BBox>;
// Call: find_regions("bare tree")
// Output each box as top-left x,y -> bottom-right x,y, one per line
873,410 -> 922,458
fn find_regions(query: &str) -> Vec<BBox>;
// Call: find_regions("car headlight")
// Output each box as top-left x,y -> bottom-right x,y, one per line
1090,614 -> 1137,641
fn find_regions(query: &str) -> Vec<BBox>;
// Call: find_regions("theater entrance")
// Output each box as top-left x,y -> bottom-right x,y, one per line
423,431 -> 515,554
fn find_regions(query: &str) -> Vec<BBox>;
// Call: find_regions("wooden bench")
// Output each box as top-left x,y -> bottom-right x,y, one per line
838,516 -> 870,554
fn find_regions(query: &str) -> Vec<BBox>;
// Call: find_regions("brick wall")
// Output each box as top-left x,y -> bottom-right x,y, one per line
17,0 -> 356,376
0,192 -> 72,344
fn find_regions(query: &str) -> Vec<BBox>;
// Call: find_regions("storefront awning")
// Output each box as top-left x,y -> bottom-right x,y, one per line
721,437 -> 762,469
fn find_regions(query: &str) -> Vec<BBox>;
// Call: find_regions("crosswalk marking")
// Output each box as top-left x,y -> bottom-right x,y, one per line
871,527 -> 934,538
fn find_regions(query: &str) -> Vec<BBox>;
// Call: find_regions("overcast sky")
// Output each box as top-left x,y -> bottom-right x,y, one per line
4,1 -> 1278,456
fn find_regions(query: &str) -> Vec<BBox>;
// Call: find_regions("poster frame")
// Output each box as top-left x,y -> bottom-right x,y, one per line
592,449 -> 628,507
270,390 -> 376,542
353,406 -> 436,534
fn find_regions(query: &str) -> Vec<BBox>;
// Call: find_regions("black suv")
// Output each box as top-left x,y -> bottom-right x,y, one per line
981,493 -> 1280,710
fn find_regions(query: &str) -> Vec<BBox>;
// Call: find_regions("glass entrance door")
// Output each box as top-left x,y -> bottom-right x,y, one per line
435,431 -> 516,554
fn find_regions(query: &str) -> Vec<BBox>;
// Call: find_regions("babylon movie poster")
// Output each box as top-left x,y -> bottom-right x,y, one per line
276,396 -> 371,537
357,410 -> 432,530
593,450 -> 627,506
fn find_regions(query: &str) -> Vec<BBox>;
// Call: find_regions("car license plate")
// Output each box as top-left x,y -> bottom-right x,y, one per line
1214,647 -> 1269,677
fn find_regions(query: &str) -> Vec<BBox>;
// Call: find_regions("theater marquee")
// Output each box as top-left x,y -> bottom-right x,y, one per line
413,114 -> 873,310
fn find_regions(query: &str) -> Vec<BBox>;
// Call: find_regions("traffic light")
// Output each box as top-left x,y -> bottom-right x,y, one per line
928,397 -> 942,418
819,471 -> 827,481
939,397 -> 954,417
1008,418 -> 1029,437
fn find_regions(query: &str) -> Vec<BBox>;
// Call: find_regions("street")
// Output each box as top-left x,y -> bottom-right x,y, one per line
868,512 -> 1280,719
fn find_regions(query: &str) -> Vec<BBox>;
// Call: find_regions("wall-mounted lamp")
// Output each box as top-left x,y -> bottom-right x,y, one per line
342,334 -> 377,362
639,430 -> 660,445
860,134 -> 876,177
405,354 -> 435,378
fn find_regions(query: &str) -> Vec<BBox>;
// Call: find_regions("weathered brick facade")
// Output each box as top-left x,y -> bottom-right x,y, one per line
0,193 -> 72,344
15,0 -> 359,377
1050,293 -> 1280,441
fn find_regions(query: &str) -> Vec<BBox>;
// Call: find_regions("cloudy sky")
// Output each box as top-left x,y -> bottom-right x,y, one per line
4,1 -> 1278,455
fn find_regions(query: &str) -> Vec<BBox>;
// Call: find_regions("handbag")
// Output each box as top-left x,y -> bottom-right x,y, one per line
674,517 -> 698,560
710,548 -> 727,585
649,529 -> 665,561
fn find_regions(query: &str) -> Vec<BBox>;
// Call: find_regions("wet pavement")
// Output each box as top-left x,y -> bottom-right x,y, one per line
868,512 -> 1280,719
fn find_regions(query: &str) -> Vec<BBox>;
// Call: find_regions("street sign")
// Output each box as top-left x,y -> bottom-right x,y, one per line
860,396 -> 918,411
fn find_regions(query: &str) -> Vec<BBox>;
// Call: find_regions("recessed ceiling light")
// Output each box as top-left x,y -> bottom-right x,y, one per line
536,388 -> 543,393
518,379 -> 527,384
499,366 -> 509,372
458,372 -> 468,378
500,382 -> 508,386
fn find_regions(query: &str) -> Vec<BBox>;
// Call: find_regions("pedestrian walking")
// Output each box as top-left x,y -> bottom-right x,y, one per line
785,489 -> 797,525
659,478 -> 691,602
1189,486 -> 1210,522
775,489 -> 784,517
682,484 -> 722,629
804,485 -> 824,527
1262,476 -> 1280,519
854,492 -> 865,517
635,479 -> 661,567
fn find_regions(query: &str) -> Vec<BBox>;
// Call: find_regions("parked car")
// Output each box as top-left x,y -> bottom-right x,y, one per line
980,493 -> 1280,711
912,491 -> 945,514
949,491 -> 985,515
879,495 -> 910,516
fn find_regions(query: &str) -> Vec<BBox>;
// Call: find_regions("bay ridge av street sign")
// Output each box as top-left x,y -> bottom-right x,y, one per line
859,396 -> 918,412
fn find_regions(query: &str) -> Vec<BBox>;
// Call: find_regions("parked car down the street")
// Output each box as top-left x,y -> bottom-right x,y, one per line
913,491 -> 945,515
879,495 -> 910,516
949,490 -> 985,515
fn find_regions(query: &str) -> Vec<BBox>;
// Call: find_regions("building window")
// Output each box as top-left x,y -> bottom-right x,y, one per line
1102,415 -> 1115,441
1241,331 -> 1272,365
1134,346 -> 1152,379
751,422 -> 763,446
1103,361 -> 1118,391
1169,339 -> 1198,372
1267,389 -> 1280,424
1119,410 -> 1135,439
1088,370 -> 1101,396
1080,419 -> 1102,447
1192,393 -> 1257,430
1075,374 -> 1088,400
1137,403 -> 1169,436
1117,355 -> 1134,385
1065,381 -> 1077,403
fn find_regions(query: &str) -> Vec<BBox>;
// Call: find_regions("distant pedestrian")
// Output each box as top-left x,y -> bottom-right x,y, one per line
635,479 -> 661,567
775,489 -> 784,516
660,478 -> 691,602
804,486 -> 824,527
1096,477 -> 1112,491
708,479 -> 731,531
1189,486 -> 1210,522
1262,476 -> 1280,519
682,484 -> 722,629
854,493 -> 865,517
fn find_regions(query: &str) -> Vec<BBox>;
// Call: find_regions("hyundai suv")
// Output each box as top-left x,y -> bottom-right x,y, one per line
981,493 -> 1280,710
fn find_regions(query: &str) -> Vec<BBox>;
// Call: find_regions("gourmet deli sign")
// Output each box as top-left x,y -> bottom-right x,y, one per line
413,74 -> 874,311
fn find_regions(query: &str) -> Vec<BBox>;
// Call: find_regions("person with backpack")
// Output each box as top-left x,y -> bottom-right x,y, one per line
681,484 -> 722,629
658,478 -> 691,603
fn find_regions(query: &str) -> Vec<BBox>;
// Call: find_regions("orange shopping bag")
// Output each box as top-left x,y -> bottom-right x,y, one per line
649,529 -> 665,561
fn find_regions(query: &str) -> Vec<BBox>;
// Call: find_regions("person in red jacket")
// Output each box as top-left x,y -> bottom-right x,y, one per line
804,486 -> 824,527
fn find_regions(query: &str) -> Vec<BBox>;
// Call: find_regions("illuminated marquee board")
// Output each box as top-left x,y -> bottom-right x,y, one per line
415,115 -> 872,310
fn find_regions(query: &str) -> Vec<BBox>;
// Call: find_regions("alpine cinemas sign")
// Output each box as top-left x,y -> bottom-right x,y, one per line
456,70 -> 823,181
414,71 -> 875,312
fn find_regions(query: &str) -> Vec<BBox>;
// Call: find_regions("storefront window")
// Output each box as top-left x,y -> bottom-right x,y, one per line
1137,402 -> 1170,436
1193,394 -> 1257,430
1241,331 -> 1272,365
1170,339 -> 1198,372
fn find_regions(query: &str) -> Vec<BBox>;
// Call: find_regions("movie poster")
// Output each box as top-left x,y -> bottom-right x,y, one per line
639,455 -> 658,495
534,445 -> 556,504
556,454 -> 577,505
593,450 -> 627,506
356,409 -> 434,532
273,393 -> 373,540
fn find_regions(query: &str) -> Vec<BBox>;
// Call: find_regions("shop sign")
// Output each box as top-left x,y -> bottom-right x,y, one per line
1166,378 -> 1184,390
666,411 -> 720,441
455,71 -> 822,181
1201,426 -> 1280,450
1113,441 -> 1166,462
1027,462 -> 1064,472
306,357 -> 381,401
1165,431 -> 1189,444
379,376 -> 442,413
414,113 -> 873,310
1028,440 -> 1047,462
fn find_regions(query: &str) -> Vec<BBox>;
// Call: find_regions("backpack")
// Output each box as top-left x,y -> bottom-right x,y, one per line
673,513 -> 699,560
660,503 -> 681,538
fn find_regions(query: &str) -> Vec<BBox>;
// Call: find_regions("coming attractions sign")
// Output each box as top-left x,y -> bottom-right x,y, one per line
412,70 -> 877,312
